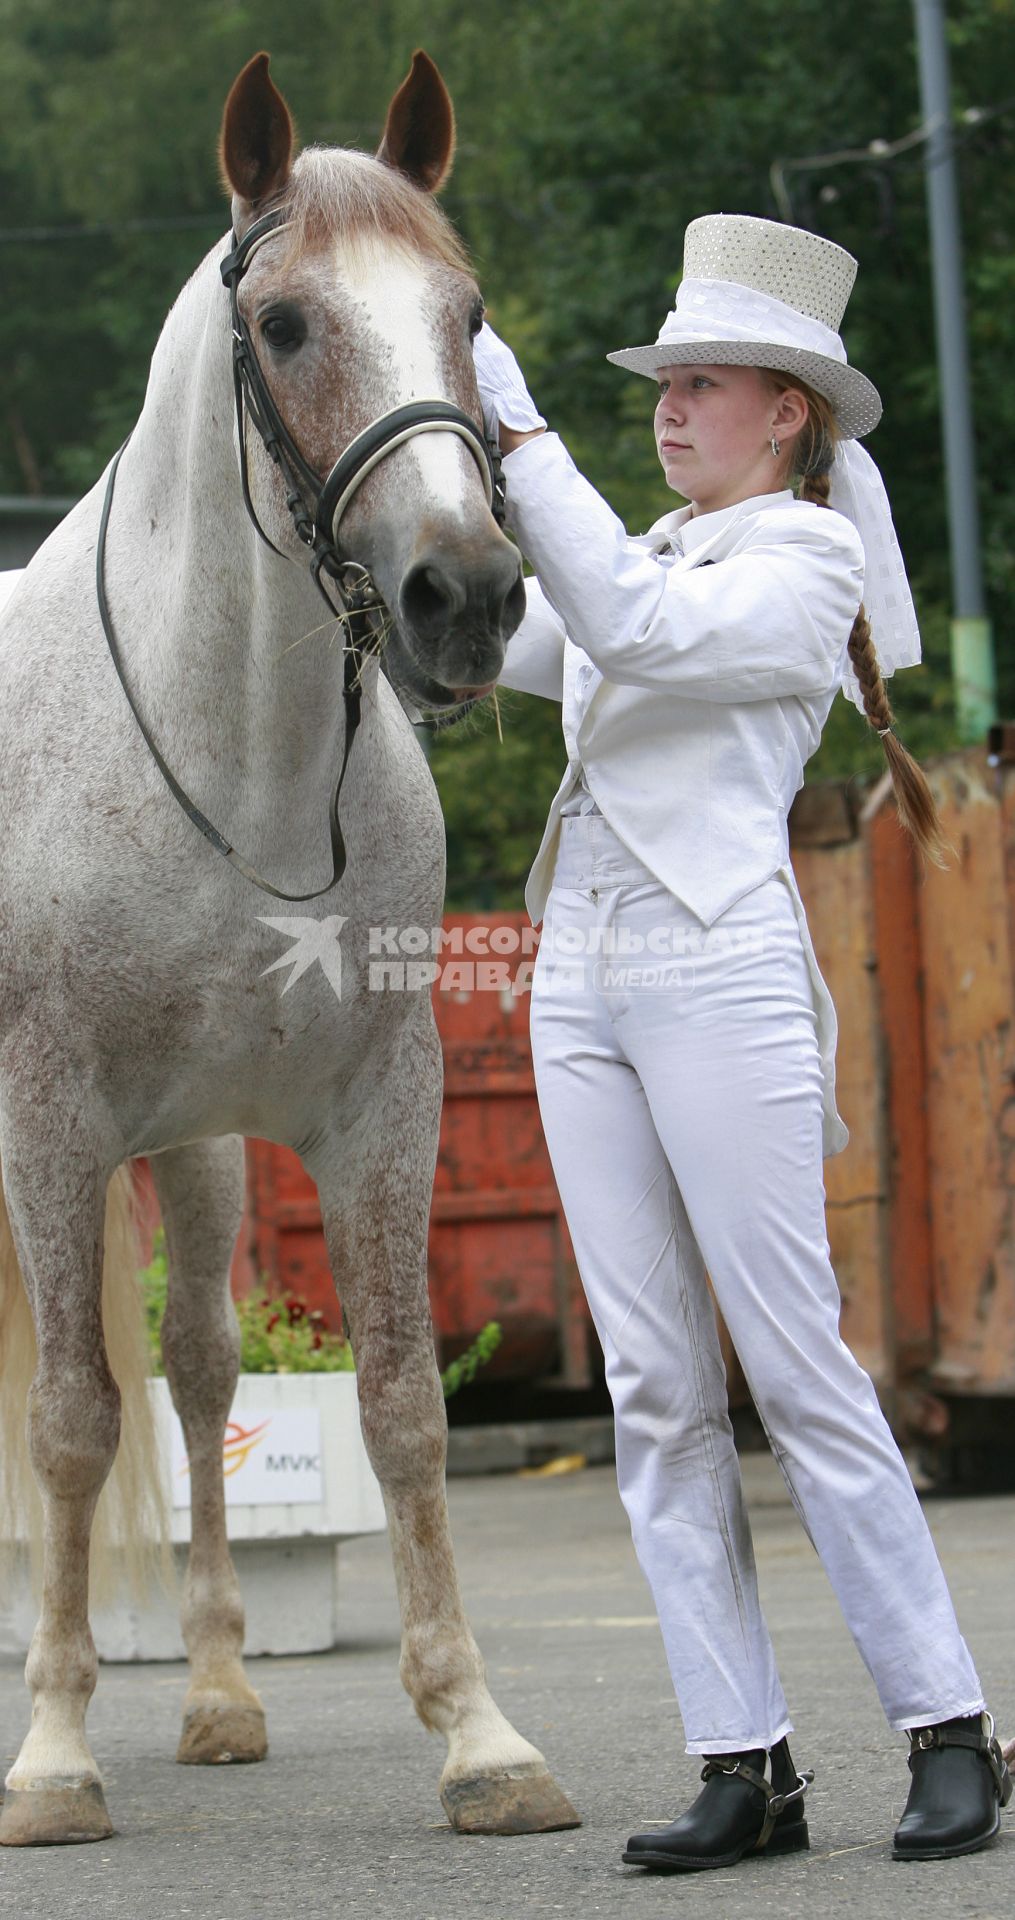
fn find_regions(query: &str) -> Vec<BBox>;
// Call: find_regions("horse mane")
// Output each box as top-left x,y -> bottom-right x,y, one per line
279,146 -> 471,273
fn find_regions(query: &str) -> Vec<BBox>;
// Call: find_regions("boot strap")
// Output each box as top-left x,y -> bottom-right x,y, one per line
700,1757 -> 814,1850
908,1714 -> 1013,1806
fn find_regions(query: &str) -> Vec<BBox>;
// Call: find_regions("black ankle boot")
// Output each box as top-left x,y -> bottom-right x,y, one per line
622,1736 -> 813,1873
892,1711 -> 1012,1860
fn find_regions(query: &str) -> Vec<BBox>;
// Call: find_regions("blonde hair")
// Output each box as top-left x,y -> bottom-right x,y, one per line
763,371 -> 951,869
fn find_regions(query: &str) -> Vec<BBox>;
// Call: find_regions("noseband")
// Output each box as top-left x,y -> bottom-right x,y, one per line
96,205 -> 506,902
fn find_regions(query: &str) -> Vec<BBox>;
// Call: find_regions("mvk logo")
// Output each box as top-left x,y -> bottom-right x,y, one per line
170,1407 -> 325,1509
222,1417 -> 270,1476
264,1450 -> 322,1473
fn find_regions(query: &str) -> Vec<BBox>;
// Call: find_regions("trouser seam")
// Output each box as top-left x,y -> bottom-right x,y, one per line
748,1396 -> 819,1553
667,1170 -> 751,1650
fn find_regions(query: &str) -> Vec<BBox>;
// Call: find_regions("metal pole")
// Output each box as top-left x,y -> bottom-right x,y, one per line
912,0 -> 996,737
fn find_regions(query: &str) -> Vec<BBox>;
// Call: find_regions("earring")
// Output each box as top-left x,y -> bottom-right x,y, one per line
770,435 -> 781,457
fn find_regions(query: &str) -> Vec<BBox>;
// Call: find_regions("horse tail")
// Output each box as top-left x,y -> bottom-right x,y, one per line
0,1161 -> 172,1611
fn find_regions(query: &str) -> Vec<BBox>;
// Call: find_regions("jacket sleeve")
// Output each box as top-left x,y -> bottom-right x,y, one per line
502,432 -> 866,704
496,575 -> 566,702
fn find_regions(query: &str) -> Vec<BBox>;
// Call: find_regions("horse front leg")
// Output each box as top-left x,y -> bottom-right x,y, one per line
0,1143 -> 118,1846
151,1137 -> 267,1765
311,1017 -> 579,1835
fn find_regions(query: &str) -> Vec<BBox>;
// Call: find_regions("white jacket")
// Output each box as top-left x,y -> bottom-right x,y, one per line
498,432 -> 866,925
497,432 -> 867,1158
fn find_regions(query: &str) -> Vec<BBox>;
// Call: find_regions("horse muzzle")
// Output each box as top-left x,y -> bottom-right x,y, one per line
397,533 -> 525,689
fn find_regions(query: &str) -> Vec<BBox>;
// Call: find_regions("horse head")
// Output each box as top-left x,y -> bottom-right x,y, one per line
219,51 -> 525,712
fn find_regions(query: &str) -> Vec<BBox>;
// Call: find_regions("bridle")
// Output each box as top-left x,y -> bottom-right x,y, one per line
220,208 -> 504,600
96,204 -> 506,902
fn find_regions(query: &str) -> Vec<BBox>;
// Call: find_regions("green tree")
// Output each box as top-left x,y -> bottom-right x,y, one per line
430,0 -> 1015,897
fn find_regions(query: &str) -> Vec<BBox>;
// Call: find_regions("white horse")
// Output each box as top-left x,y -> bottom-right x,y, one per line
0,50 -> 578,1846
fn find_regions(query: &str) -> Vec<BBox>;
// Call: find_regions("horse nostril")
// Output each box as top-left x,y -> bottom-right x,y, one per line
399,561 -> 467,640
503,566 -> 526,635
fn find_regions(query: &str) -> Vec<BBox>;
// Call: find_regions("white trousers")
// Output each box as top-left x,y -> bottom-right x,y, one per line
529,813 -> 984,1754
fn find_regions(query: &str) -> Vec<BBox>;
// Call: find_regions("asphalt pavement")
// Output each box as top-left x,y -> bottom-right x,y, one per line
1,1452 -> 1012,1920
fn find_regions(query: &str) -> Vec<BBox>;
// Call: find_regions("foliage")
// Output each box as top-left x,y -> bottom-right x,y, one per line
3,0 -> 1014,901
140,1228 -> 355,1374
428,684 -> 568,910
438,1321 -> 503,1401
139,1227 -> 501,1396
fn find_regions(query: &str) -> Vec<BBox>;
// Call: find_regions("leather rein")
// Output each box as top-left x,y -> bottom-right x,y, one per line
96,204 -> 505,902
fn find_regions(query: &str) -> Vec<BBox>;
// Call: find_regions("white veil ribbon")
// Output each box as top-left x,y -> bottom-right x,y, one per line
827,439 -> 922,712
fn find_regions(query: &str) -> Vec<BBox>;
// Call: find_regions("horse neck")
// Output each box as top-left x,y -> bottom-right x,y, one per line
110,245 -> 360,888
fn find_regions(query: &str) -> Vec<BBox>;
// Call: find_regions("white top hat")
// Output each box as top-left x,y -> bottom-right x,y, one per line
606,213 -> 882,440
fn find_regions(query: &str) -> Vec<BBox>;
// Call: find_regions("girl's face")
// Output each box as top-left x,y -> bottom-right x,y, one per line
653,362 -> 799,515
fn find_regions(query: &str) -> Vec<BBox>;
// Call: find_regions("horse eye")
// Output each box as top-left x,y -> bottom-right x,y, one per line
259,307 -> 306,353
468,300 -> 485,341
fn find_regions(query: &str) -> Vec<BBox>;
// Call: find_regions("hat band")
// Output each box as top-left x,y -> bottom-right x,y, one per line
653,277 -> 849,366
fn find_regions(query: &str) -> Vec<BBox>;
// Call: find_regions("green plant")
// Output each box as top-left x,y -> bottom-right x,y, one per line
138,1228 -> 501,1394
138,1229 -> 353,1374
440,1322 -> 503,1400
140,1230 -> 169,1361
237,1284 -> 357,1375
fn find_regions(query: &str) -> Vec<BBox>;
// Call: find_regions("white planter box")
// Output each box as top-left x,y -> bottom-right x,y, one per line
0,1373 -> 386,1663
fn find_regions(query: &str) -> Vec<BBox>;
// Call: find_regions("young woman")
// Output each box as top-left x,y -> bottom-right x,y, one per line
472,213 -> 1011,1871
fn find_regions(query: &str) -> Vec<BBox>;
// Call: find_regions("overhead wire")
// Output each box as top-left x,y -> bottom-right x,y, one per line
770,95 -> 1015,223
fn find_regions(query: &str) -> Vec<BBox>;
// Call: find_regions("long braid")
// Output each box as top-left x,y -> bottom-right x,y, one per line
794,450 -> 953,871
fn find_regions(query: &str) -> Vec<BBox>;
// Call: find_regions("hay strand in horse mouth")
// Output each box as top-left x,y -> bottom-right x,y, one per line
276,607 -> 392,664
491,685 -> 503,743
276,614 -> 348,658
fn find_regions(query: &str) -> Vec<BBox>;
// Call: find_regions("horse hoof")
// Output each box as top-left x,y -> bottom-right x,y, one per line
441,1764 -> 581,1835
0,1780 -> 113,1847
177,1704 -> 268,1766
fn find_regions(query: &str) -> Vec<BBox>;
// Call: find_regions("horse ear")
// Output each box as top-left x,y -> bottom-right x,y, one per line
220,52 -> 295,208
376,50 -> 455,193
